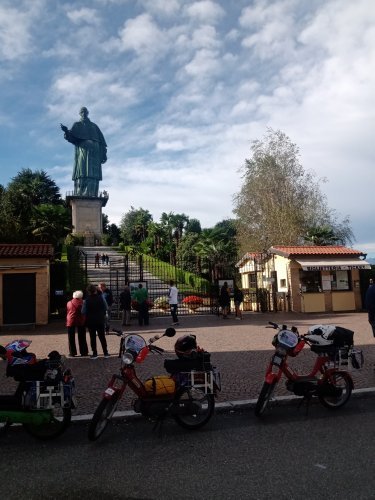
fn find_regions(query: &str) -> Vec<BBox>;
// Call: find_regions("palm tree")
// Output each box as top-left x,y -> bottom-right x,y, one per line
303,225 -> 340,246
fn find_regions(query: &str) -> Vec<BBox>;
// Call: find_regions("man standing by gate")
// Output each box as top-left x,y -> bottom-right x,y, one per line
168,280 -> 179,326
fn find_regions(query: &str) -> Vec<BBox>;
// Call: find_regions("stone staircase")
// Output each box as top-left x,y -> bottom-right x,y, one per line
80,246 -> 170,319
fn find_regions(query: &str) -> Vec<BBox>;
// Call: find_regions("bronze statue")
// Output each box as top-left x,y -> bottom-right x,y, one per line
61,107 -> 107,197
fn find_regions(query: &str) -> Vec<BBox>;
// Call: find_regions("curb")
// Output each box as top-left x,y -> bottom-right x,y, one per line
72,386 -> 375,423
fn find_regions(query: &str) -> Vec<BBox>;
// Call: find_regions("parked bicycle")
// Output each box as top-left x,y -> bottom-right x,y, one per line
88,328 -> 221,441
0,339 -> 76,440
255,322 -> 363,417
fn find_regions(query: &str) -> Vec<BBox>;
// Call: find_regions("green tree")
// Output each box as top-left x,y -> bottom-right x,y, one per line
119,207 -> 153,246
193,225 -> 238,281
234,129 -> 353,253
303,222 -> 353,246
160,212 -> 189,265
185,218 -> 202,234
30,204 -> 71,245
0,169 -> 66,243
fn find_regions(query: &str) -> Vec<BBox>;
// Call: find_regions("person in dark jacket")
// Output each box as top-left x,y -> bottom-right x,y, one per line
82,284 -> 109,359
119,285 -> 132,326
66,290 -> 88,357
365,280 -> 375,337
233,287 -> 244,320
98,282 -> 113,333
220,282 -> 231,319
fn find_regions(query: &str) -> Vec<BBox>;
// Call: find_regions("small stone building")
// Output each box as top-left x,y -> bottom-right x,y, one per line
237,245 -> 371,313
0,244 -> 54,328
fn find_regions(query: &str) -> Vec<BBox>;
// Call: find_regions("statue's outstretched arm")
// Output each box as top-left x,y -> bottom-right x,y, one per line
60,124 -> 68,133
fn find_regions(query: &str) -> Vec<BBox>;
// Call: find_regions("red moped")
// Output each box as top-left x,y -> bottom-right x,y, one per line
88,328 -> 220,440
255,322 -> 363,417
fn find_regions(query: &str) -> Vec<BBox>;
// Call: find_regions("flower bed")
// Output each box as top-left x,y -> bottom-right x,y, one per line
182,295 -> 203,311
153,296 -> 170,310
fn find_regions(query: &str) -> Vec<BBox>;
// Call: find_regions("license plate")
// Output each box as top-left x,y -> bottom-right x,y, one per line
104,387 -> 116,396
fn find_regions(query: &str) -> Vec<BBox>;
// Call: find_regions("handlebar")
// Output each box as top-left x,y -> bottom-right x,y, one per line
149,345 -> 165,354
266,322 -> 299,334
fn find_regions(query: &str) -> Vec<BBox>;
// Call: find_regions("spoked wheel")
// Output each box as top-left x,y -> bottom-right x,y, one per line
255,381 -> 277,417
318,371 -> 353,409
173,387 -> 215,430
23,407 -> 71,440
88,396 -> 119,441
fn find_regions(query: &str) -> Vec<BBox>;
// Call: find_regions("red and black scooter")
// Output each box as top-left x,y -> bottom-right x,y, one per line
255,322 -> 363,417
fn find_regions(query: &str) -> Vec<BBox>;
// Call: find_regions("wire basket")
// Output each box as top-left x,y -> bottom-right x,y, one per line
24,381 -> 74,410
175,367 -> 221,394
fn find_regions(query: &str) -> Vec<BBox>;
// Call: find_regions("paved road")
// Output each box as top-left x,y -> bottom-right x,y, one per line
1,394 -> 375,500
1,311 -> 375,415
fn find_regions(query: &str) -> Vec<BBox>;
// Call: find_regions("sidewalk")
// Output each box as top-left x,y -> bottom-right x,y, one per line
1,311 -> 375,418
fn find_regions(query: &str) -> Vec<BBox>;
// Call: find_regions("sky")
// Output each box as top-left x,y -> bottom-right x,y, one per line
0,0 -> 374,256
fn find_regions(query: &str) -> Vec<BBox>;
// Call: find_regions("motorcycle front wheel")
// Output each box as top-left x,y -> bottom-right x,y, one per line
318,371 -> 352,409
255,381 -> 277,417
88,395 -> 119,441
23,407 -> 71,440
174,388 -> 215,430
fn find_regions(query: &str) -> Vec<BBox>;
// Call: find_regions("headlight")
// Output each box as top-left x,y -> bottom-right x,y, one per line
122,352 -> 134,365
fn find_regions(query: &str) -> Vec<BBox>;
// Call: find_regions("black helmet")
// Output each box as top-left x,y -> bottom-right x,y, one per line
174,335 -> 197,358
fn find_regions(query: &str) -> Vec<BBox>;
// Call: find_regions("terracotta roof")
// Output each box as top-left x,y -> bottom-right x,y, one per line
0,244 -> 54,258
270,245 -> 365,258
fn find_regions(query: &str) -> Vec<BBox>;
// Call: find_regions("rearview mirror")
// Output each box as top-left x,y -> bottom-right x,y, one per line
164,327 -> 176,338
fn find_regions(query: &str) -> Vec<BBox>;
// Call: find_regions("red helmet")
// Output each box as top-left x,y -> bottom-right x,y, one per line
174,335 -> 197,358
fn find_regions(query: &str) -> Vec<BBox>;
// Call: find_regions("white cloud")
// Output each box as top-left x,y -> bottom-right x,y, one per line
66,7 -> 101,25
184,48 -> 221,77
185,1 -> 225,24
0,5 -> 33,60
117,13 -> 167,58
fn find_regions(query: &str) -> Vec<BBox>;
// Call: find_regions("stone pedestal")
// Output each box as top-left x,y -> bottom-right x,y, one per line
66,194 -> 108,246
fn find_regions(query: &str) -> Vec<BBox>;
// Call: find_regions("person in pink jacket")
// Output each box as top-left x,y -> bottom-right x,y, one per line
66,290 -> 88,357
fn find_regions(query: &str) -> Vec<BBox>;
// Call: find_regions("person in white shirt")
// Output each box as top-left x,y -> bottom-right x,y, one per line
168,280 -> 179,325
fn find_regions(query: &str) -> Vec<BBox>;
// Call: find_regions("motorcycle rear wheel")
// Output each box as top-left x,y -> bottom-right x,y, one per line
255,381 -> 277,417
174,388 -> 215,430
23,407 -> 71,440
88,396 -> 119,441
318,371 -> 352,409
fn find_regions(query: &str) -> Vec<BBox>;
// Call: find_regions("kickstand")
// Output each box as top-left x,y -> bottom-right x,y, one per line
297,396 -> 311,416
152,416 -> 165,437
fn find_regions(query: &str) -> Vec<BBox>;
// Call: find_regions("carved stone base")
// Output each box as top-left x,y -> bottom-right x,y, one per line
67,195 -> 108,245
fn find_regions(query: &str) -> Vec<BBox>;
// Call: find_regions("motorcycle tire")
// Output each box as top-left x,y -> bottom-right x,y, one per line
173,387 -> 215,430
254,381 -> 277,417
23,407 -> 71,440
88,395 -> 119,441
318,371 -> 353,410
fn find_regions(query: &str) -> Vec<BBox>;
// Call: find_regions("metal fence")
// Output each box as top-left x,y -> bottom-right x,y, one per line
57,247 -> 285,319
